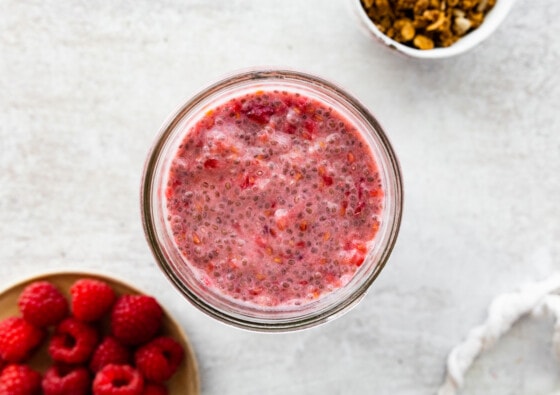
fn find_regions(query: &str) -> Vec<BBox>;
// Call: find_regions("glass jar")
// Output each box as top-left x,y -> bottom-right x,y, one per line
141,69 -> 403,331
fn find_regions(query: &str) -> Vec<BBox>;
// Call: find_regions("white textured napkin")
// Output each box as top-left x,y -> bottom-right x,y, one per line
438,273 -> 560,395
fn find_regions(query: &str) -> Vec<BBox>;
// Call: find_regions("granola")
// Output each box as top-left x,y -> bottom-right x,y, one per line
361,0 -> 497,49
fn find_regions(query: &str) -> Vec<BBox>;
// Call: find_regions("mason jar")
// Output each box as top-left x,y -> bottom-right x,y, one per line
141,69 -> 403,331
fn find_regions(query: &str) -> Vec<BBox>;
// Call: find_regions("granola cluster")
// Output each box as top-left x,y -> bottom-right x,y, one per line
361,0 -> 497,50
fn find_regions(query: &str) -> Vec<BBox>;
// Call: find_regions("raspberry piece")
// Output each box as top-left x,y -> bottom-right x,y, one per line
93,364 -> 144,395
142,383 -> 168,395
42,365 -> 90,395
70,279 -> 116,322
49,317 -> 98,364
17,281 -> 68,328
203,158 -> 219,169
134,336 -> 184,382
0,364 -> 41,395
241,101 -> 277,124
90,336 -> 131,373
110,295 -> 163,346
0,317 -> 45,362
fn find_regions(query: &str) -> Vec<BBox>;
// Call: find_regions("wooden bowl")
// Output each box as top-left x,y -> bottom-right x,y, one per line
0,271 -> 200,395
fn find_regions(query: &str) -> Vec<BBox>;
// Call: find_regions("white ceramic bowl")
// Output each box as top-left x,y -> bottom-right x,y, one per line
353,0 -> 516,59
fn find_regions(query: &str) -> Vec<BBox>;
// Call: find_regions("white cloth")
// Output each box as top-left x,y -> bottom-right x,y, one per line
437,273 -> 560,395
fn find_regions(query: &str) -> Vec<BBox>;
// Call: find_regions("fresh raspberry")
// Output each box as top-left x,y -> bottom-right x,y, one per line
142,382 -> 168,395
70,279 -> 116,322
42,365 -> 90,395
0,317 -> 45,362
110,295 -> 163,346
90,336 -> 131,373
0,364 -> 42,395
93,364 -> 144,395
49,317 -> 98,364
134,336 -> 184,382
17,281 -> 68,327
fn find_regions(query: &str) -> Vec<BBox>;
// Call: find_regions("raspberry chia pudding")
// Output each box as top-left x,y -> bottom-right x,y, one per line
142,70 -> 402,330
166,90 -> 383,306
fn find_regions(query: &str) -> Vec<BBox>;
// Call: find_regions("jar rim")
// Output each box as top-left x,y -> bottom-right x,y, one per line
141,68 -> 403,331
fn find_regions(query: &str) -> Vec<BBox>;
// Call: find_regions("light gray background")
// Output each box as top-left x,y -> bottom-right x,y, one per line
1,1 -> 559,394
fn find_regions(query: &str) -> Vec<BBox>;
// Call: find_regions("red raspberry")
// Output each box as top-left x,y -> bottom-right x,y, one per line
17,281 -> 68,327
49,317 -> 98,364
42,365 -> 90,395
142,383 -> 168,395
134,336 -> 184,382
241,101 -> 277,124
90,336 -> 131,373
110,295 -> 163,346
0,317 -> 45,362
70,279 -> 116,322
0,364 -> 41,395
93,364 -> 144,395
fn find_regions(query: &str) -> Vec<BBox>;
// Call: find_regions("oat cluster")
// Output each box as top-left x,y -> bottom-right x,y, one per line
361,0 -> 497,50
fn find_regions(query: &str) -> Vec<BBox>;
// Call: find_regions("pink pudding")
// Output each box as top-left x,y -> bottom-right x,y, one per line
164,89 -> 384,307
